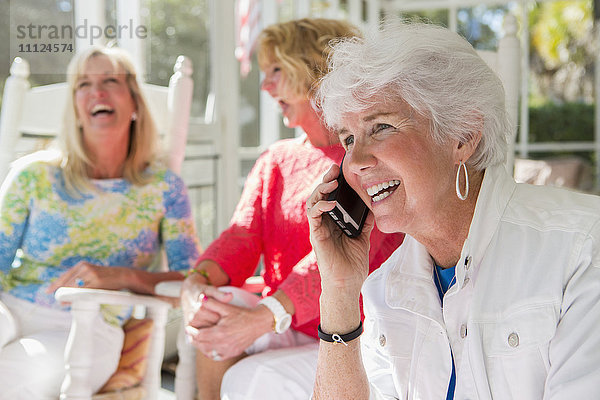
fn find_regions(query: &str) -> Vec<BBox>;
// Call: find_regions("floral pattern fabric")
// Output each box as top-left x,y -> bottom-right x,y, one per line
0,159 -> 201,324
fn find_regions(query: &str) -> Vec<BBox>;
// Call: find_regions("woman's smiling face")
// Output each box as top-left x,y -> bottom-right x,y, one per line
338,99 -> 457,235
74,55 -> 136,143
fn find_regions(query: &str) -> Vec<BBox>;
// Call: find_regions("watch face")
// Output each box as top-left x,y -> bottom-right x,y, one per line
276,314 -> 292,333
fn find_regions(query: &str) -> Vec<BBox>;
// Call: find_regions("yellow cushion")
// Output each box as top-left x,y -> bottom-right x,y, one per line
98,318 -> 154,393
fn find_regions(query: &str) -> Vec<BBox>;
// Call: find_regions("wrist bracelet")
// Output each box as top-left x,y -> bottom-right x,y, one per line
317,321 -> 363,346
185,267 -> 211,285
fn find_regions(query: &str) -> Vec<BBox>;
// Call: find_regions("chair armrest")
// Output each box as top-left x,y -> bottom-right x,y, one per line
154,281 -> 183,298
55,287 -> 171,400
154,276 -> 267,298
55,287 -> 172,310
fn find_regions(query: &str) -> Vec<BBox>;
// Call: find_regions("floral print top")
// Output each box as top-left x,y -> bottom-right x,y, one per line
0,158 -> 201,325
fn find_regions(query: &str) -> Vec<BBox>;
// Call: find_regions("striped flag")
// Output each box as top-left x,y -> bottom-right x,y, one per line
235,0 -> 262,77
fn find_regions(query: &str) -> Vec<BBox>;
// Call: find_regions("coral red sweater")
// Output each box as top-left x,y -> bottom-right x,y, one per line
198,137 -> 404,338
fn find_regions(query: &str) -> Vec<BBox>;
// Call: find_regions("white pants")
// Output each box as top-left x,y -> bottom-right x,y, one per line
221,342 -> 319,400
0,294 -> 124,400
216,287 -> 319,400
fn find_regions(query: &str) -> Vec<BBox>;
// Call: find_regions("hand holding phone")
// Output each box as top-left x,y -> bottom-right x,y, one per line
326,158 -> 368,238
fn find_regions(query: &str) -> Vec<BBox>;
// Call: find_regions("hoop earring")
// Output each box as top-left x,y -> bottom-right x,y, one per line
456,161 -> 469,201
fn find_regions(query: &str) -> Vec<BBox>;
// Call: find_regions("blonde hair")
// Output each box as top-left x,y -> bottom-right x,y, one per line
257,18 -> 361,97
60,46 -> 158,194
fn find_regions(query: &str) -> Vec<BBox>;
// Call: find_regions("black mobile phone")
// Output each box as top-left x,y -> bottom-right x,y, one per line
326,158 -> 368,238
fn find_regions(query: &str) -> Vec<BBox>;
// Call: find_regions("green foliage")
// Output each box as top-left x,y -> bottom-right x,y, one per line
528,0 -> 594,103
399,5 -> 508,51
528,102 -> 595,164
400,8 -> 449,27
530,0 -> 592,69
143,0 -> 211,118
528,102 -> 594,143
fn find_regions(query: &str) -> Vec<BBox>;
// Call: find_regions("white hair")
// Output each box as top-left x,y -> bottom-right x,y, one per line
316,20 -> 510,170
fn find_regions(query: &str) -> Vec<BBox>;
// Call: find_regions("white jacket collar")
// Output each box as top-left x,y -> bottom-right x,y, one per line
455,164 -> 516,287
384,236 -> 443,325
383,164 -> 516,320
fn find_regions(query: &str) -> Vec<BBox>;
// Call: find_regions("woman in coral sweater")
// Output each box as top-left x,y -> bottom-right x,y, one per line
180,18 -> 404,400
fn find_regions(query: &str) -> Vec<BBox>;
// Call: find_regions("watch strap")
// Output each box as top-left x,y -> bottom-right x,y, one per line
258,296 -> 290,332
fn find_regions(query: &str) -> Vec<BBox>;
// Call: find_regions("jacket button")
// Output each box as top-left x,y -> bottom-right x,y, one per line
460,324 -> 467,338
508,332 -> 519,347
463,277 -> 470,285
464,255 -> 472,270
379,334 -> 386,347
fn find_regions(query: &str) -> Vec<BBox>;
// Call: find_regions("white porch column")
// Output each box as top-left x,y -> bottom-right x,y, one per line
295,0 -> 310,138
213,0 -> 241,230
73,0 -> 106,52
116,0 -> 146,77
260,0 -> 280,147
518,1 -> 530,159
367,0 -> 381,30
448,6 -> 458,32
295,0 -> 311,18
348,0 -> 363,28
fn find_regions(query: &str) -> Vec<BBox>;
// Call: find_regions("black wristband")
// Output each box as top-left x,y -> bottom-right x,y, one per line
317,321 -> 363,345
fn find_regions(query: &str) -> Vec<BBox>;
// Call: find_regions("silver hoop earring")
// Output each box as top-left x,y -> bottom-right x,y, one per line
456,161 -> 469,201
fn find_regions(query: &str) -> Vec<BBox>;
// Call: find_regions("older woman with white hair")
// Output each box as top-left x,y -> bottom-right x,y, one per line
307,21 -> 600,399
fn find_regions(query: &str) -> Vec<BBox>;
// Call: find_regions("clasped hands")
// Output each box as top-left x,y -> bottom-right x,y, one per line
182,283 -> 273,361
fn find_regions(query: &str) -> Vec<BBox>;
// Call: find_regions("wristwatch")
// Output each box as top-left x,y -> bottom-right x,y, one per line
258,296 -> 292,334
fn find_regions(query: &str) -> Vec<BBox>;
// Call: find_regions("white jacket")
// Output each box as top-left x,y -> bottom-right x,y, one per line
361,164 -> 600,399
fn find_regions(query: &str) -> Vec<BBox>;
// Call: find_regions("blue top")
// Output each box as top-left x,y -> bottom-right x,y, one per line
434,265 -> 456,296
434,265 -> 457,400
